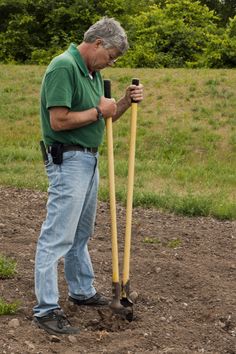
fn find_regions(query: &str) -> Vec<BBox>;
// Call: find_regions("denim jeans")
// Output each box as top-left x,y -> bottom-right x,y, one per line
34,150 -> 99,317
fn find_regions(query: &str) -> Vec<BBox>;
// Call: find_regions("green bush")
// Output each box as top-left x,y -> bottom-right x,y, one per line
0,0 -> 235,67
124,1 -> 221,68
30,48 -> 64,65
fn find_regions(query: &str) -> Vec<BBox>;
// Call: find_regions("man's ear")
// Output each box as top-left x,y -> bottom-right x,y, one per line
95,38 -> 103,48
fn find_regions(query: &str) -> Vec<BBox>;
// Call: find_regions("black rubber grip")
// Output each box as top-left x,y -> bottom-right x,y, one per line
131,78 -> 139,103
104,80 -> 111,98
132,78 -> 139,86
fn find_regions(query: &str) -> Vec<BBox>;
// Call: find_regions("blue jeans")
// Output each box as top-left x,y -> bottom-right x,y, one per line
34,150 -> 99,317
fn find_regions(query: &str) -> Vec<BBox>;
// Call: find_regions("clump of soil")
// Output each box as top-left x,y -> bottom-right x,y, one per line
0,187 -> 235,354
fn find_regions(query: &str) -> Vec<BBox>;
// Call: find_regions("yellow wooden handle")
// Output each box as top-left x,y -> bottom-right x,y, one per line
106,117 -> 119,283
122,102 -> 138,287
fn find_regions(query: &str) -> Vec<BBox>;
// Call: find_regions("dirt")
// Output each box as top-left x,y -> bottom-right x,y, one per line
0,186 -> 235,354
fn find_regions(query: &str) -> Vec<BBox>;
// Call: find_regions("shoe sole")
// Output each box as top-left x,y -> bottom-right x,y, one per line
68,297 -> 109,306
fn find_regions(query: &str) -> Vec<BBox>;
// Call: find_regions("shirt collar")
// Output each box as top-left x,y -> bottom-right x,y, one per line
68,43 -> 92,78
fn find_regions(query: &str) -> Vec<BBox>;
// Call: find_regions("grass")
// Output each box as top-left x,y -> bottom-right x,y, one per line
143,237 -> 161,245
0,255 -> 19,315
0,65 -> 236,219
0,255 -> 17,278
142,237 -> 182,249
167,238 -> 182,249
0,298 -> 19,315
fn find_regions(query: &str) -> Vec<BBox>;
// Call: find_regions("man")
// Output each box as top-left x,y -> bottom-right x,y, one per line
33,17 -> 143,335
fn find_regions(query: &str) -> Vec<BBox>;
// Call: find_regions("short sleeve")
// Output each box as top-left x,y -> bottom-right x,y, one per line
44,68 -> 73,109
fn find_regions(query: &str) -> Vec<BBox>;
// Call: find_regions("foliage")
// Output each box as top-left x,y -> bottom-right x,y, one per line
219,0 -> 236,25
0,255 -> 17,278
167,238 -> 182,248
0,0 -> 91,63
121,0 -> 221,68
143,237 -> 161,244
0,0 -> 235,67
198,0 -> 236,24
0,298 -> 19,315
200,16 -> 236,67
142,237 -> 182,248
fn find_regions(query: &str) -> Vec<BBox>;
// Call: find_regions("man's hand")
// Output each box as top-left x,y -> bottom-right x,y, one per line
111,83 -> 144,122
125,83 -> 144,105
98,96 -> 117,118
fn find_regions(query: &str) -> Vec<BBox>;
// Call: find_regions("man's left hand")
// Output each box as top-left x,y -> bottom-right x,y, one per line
125,83 -> 144,105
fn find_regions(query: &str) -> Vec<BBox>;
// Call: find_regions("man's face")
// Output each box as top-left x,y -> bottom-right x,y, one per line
89,42 -> 120,71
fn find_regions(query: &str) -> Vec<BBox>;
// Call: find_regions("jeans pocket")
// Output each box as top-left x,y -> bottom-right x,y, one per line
63,151 -> 77,162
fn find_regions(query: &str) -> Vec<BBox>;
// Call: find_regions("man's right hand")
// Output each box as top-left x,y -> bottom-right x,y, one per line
98,96 -> 117,118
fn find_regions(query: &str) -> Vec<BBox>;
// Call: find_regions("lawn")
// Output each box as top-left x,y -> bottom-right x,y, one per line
0,65 -> 236,219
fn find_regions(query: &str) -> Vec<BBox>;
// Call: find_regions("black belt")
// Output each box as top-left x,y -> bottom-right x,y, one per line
48,144 -> 98,154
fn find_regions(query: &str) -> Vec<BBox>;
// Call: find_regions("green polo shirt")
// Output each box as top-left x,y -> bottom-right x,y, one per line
40,43 -> 105,147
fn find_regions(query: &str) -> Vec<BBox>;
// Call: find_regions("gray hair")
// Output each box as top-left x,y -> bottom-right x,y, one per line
83,17 -> 129,55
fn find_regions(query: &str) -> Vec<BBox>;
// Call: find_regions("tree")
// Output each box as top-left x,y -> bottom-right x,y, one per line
0,0 -> 27,32
121,0 -> 220,68
0,0 -> 234,67
199,0 -> 236,24
220,0 -> 236,24
0,0 -> 97,62
199,0 -> 221,14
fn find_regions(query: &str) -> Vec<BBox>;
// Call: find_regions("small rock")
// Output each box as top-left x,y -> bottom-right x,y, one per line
25,341 -> 35,350
129,291 -> 138,303
68,335 -> 77,343
7,330 -> 15,336
162,348 -> 175,353
67,302 -> 78,312
50,335 -> 61,342
218,320 -> 225,328
155,267 -> 161,273
8,319 -> 20,328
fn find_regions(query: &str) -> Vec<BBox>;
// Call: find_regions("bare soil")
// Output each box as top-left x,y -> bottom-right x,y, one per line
0,187 -> 235,354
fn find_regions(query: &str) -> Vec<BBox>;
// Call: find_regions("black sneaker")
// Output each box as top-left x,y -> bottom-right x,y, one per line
68,292 -> 109,306
33,309 -> 80,335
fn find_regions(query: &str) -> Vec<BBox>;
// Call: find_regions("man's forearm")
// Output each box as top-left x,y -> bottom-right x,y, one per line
50,107 -> 97,131
112,96 -> 131,122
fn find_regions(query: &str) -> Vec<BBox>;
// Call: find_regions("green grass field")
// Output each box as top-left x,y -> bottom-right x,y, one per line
0,65 -> 236,219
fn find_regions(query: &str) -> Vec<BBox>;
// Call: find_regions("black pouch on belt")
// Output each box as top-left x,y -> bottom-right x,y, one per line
50,142 -> 64,165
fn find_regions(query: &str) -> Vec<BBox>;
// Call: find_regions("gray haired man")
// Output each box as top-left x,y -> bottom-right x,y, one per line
33,17 -> 143,335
